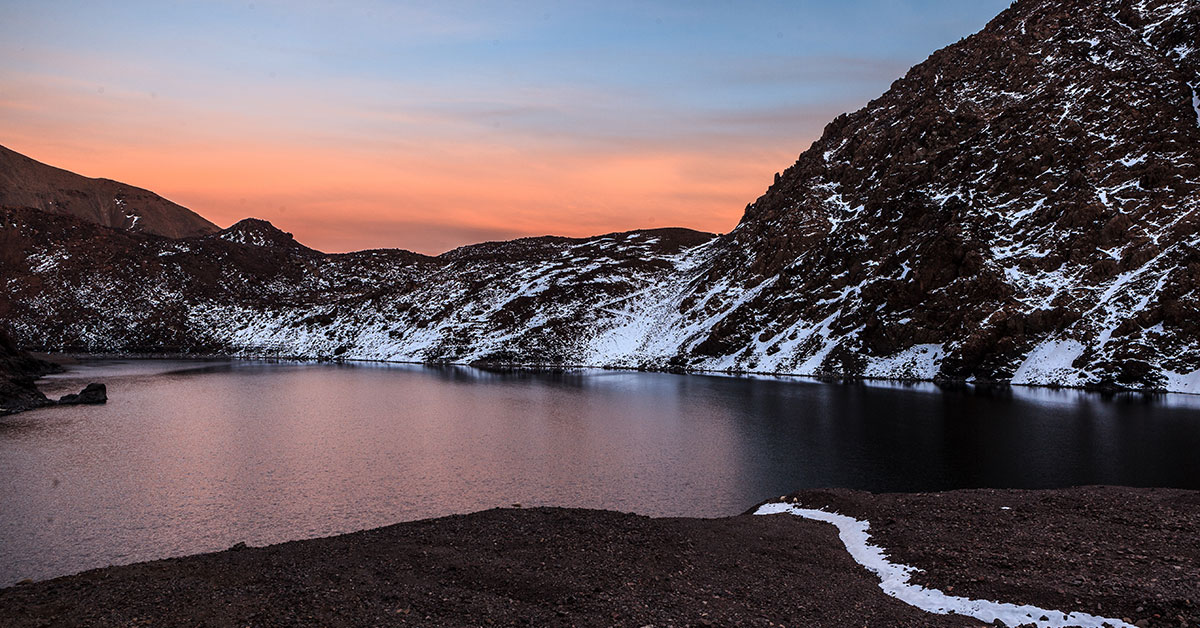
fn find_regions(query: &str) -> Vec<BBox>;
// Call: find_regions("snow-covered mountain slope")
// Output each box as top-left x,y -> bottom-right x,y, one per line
0,208 -> 716,366
2,0 -> 1199,392
652,0 -> 1200,390
0,144 -> 218,239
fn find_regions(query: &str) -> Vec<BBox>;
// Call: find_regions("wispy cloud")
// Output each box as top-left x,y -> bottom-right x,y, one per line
0,0 -> 1012,253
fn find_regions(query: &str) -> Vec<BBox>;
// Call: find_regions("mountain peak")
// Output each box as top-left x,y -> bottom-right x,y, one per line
215,218 -> 313,251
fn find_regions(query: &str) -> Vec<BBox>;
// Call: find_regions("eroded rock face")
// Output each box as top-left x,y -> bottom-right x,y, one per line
1,0 -> 1198,392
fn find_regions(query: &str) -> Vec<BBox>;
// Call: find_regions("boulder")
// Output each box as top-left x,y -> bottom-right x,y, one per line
58,383 -> 107,405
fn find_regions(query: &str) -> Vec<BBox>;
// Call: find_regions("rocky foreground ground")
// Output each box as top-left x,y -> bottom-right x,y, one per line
0,487 -> 1196,627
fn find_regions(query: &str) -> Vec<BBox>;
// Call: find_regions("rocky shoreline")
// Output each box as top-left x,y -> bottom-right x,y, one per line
0,486 -> 1194,627
0,330 -> 107,416
768,487 -> 1200,628
0,329 -> 63,415
23,350 -> 1194,402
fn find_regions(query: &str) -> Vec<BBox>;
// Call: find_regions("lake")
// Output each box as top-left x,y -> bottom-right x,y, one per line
2,359 -> 1199,586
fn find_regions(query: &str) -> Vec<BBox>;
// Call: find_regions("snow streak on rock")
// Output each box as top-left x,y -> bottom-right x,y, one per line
1191,83 -> 1200,127
754,502 -> 1135,628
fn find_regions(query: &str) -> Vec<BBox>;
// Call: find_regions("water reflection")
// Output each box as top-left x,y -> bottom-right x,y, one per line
1,359 -> 1198,586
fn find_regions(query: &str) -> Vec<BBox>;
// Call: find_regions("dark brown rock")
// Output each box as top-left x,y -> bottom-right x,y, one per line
0,327 -> 60,415
57,383 -> 106,405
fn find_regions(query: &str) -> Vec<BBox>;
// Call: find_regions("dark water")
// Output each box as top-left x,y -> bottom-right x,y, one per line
2,360 -> 1199,586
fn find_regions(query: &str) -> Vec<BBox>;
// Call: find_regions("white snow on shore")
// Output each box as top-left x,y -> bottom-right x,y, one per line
1163,367 -> 1200,395
863,344 -> 944,380
1011,339 -> 1086,386
754,502 -> 1135,628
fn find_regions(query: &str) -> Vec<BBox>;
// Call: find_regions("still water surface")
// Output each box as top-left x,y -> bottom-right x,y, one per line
2,359 -> 1199,585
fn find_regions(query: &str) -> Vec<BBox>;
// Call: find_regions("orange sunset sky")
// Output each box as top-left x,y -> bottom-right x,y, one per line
0,1 -> 1009,254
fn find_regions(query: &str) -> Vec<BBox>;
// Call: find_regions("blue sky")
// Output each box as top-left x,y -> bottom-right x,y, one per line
0,0 -> 1014,253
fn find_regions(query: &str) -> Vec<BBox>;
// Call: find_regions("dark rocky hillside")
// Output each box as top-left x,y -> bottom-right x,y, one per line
0,207 -> 714,365
2,0 -> 1198,392
653,0 -> 1200,390
0,144 -> 218,239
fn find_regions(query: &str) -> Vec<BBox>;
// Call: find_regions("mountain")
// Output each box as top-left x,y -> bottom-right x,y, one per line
0,144 -> 219,239
661,0 -> 1200,390
1,0 -> 1198,393
0,206 -> 713,360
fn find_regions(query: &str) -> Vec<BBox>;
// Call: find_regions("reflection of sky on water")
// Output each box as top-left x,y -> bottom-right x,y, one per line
3,359 -> 1198,585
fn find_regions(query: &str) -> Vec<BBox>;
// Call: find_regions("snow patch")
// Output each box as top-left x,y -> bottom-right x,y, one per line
1191,84 -> 1200,128
1163,368 -> 1200,395
26,251 -> 67,273
220,229 -> 272,247
1012,339 -> 1086,386
1010,198 -> 1046,221
755,502 -> 1135,628
863,344 -> 944,380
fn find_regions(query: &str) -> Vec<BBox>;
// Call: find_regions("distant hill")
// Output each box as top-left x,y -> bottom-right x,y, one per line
0,144 -> 218,239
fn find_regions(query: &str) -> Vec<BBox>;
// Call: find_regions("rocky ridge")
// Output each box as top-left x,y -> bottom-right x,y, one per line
664,0 -> 1200,390
0,144 -> 218,239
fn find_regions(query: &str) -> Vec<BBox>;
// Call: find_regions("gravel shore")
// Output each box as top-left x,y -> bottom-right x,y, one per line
783,486 -> 1200,628
1,487 -> 1196,627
